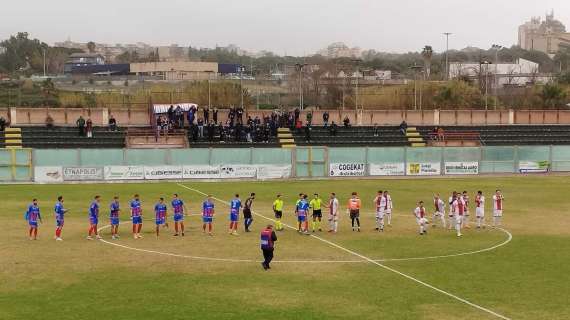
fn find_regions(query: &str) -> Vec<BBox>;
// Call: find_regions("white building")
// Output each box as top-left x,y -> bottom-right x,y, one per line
317,42 -> 362,59
448,58 -> 550,87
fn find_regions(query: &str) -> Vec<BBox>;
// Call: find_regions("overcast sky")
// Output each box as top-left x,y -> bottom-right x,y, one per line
1,0 -> 569,55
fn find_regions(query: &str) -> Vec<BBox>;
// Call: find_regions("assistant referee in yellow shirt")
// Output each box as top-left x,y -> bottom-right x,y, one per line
272,194 -> 284,231
309,193 -> 323,232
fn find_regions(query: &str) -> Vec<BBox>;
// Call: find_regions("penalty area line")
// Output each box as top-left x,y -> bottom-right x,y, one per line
177,183 -> 511,320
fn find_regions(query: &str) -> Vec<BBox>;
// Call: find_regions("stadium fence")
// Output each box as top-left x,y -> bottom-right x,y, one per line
1,146 -> 570,182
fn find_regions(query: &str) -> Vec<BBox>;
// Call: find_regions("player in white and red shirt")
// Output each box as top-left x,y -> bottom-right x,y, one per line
382,191 -> 393,227
462,191 -> 471,229
448,191 -> 458,230
454,193 -> 466,237
414,201 -> 429,235
475,191 -> 485,228
492,190 -> 504,227
432,194 -> 446,228
373,190 -> 384,232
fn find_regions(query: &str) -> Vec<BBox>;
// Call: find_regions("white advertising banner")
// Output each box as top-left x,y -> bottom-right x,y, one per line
104,166 -> 145,180
144,166 -> 184,180
519,161 -> 550,173
34,166 -> 64,183
369,163 -> 405,176
444,162 -> 479,175
406,162 -> 441,176
329,163 -> 366,177
257,165 -> 292,179
63,167 -> 104,181
182,165 -> 222,179
220,165 -> 257,179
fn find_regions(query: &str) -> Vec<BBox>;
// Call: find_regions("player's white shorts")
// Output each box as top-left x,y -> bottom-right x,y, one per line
416,217 -> 428,225
476,208 -> 485,217
493,210 -> 502,217
434,211 -> 444,217
455,215 -> 463,224
384,210 -> 392,215
376,209 -> 385,220
328,214 -> 339,222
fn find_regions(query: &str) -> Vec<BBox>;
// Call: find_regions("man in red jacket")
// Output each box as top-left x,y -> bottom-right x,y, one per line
260,225 -> 278,270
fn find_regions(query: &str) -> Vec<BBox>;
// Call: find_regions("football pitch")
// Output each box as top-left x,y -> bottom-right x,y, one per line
1,176 -> 569,320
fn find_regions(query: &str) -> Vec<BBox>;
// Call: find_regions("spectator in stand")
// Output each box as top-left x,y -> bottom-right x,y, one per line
213,107 -> 218,124
175,106 -> 184,128
235,123 -> 243,142
187,106 -> 195,126
218,122 -> 225,142
323,111 -> 329,127
437,127 -> 445,141
295,118 -> 303,133
263,124 -> 270,143
229,107 -> 236,126
156,116 -> 162,139
203,106 -> 210,123
45,114 -> 54,129
236,107 -> 244,124
306,111 -> 313,126
108,114 -> 117,131
197,118 -> 204,138
76,116 -> 86,136
167,105 -> 175,126
399,120 -> 408,135
329,121 -> 338,136
0,116 -> 6,131
305,123 -> 312,142
190,124 -> 198,142
288,112 -> 295,130
373,123 -> 380,137
86,118 -> 93,138
207,120 -> 215,142
343,116 -> 351,127
162,116 -> 169,134
294,108 -> 300,122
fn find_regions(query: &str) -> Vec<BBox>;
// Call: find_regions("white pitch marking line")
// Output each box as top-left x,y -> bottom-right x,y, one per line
177,183 -> 511,320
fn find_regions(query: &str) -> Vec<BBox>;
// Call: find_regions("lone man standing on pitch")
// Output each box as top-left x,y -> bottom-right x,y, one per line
260,224 -> 278,270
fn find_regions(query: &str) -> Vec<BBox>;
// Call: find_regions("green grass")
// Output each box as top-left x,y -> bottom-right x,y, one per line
1,176 -> 569,319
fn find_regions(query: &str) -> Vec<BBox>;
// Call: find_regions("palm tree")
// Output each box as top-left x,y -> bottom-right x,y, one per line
421,45 -> 433,79
540,83 -> 567,109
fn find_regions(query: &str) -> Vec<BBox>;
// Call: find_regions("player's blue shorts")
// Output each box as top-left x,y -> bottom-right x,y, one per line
56,219 -> 64,227
29,221 -> 38,227
298,215 -> 306,222
230,213 -> 239,222
89,217 -> 98,225
202,216 -> 213,223
173,213 -> 184,222
132,216 -> 142,225
155,217 -> 165,225
110,217 -> 120,226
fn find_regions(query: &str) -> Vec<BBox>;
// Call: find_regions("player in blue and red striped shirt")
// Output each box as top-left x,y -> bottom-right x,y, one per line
110,196 -> 121,240
54,196 -> 68,241
202,195 -> 215,236
171,194 -> 187,237
87,195 -> 102,240
228,194 -> 242,235
25,199 -> 42,240
130,194 -> 143,239
154,198 -> 167,237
